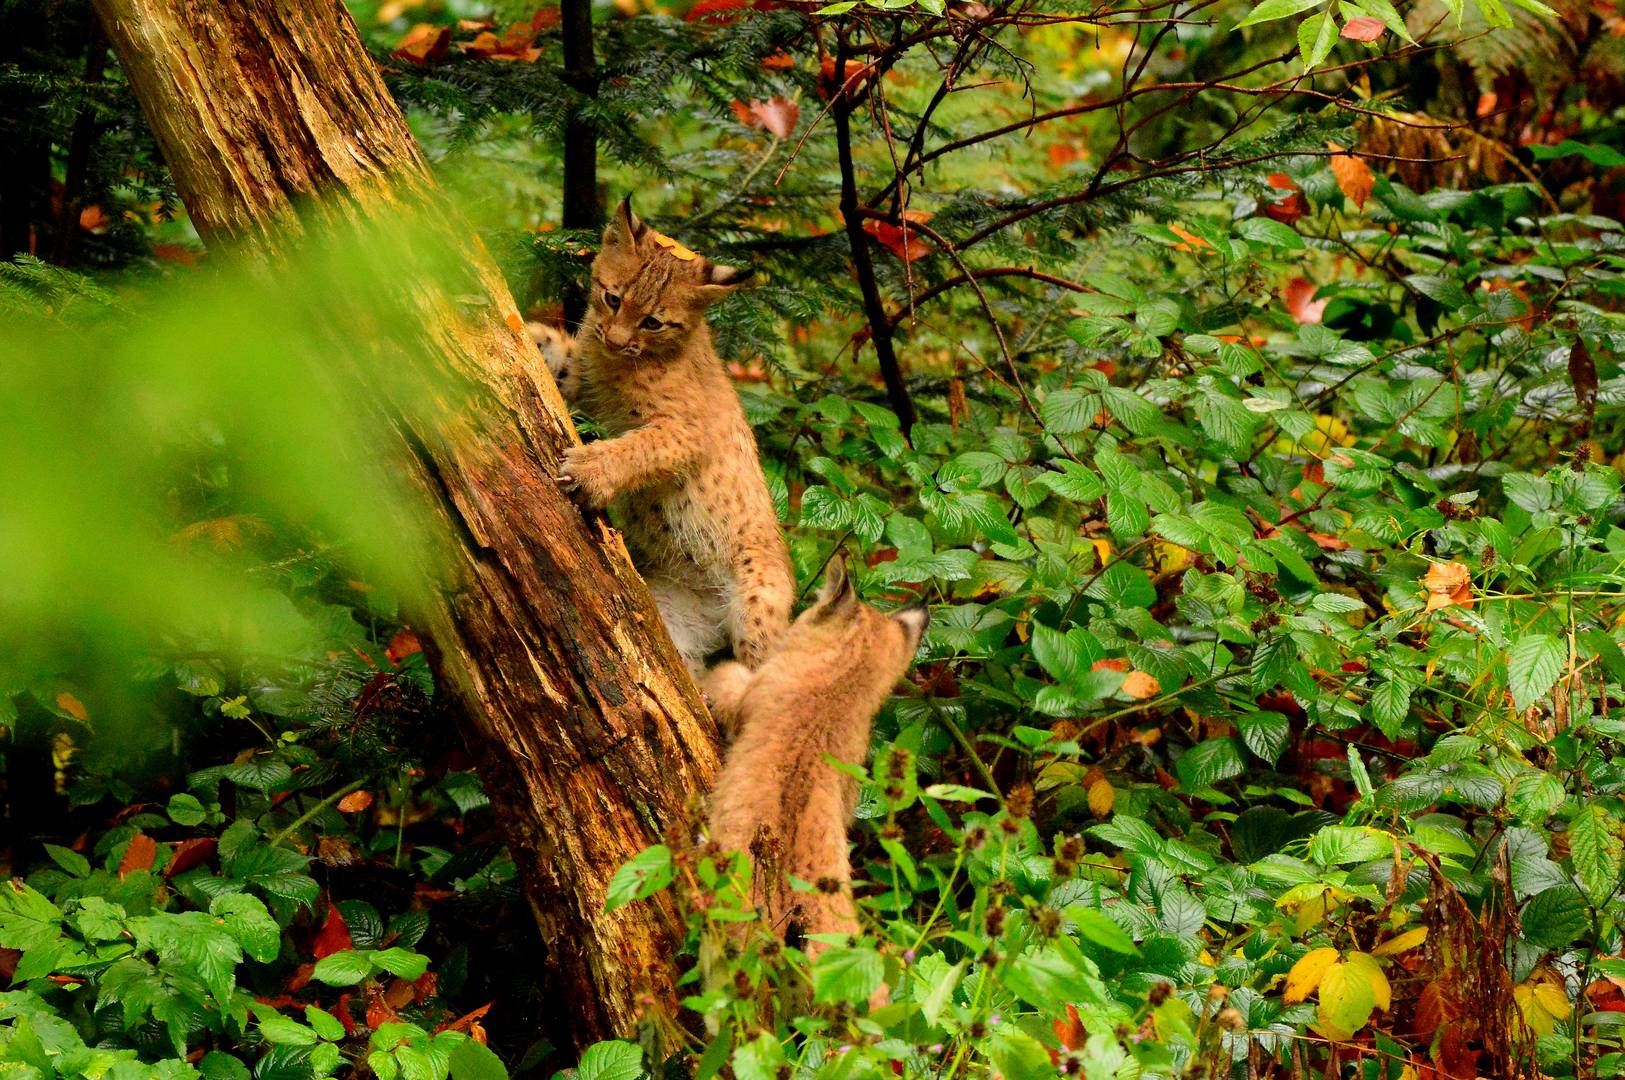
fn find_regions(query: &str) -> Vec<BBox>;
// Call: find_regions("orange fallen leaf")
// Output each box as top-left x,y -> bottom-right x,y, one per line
1339,15 -> 1386,40
819,56 -> 878,99
1092,657 -> 1129,673
1121,670 -> 1161,699
1282,277 -> 1328,324
1423,561 -> 1473,612
337,790 -> 375,813
55,692 -> 89,721
730,97 -> 800,140
119,834 -> 157,877
390,23 -> 450,63
1307,531 -> 1350,551
1327,141 -> 1374,210
761,52 -> 795,69
1169,223 -> 1213,252
1262,172 -> 1307,224
78,205 -> 110,233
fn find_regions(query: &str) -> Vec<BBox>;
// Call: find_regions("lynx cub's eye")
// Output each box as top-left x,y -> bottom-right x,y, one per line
602,290 -> 621,310
639,316 -> 664,331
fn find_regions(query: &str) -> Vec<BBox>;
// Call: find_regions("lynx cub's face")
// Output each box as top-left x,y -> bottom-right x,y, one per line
585,198 -> 749,363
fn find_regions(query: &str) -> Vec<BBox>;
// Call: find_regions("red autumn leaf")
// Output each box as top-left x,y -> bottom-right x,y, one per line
862,209 -> 934,261
1339,15 -> 1386,40
390,24 -> 451,63
413,972 -> 439,1003
384,978 -> 416,1010
366,989 -> 401,1030
1261,172 -> 1307,224
286,963 -> 315,992
818,56 -> 878,99
531,7 -> 562,29
313,903 -> 354,959
336,994 -> 358,1036
152,243 -> 201,268
1053,1003 -> 1088,1051
164,837 -> 217,878
78,205 -> 111,233
1327,141 -> 1374,210
730,97 -> 799,139
386,628 -> 422,664
119,834 -> 157,877
0,948 -> 20,981
442,1001 -> 494,1033
55,692 -> 89,721
1091,657 -> 1129,672
760,52 -> 795,69
337,789 -> 374,813
1282,277 -> 1328,324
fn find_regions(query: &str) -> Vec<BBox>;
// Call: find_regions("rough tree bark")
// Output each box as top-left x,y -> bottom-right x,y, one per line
90,0 -> 717,1048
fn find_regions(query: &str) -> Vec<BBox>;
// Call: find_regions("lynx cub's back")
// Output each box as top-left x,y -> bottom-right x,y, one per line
704,557 -> 929,952
550,199 -> 794,673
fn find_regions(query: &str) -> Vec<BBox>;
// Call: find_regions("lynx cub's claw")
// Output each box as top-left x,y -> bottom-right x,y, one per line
558,444 -> 613,508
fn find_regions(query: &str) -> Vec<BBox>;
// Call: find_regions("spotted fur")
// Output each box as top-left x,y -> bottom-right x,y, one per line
549,199 -> 794,674
703,556 -> 929,956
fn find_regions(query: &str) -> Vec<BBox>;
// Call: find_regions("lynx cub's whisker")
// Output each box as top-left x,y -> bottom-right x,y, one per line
535,197 -> 794,675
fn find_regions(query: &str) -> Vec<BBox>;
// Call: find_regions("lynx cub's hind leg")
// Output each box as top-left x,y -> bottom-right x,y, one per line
648,575 -> 728,676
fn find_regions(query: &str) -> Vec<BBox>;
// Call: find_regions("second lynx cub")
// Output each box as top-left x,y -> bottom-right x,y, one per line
704,556 -> 929,952
549,199 -> 794,673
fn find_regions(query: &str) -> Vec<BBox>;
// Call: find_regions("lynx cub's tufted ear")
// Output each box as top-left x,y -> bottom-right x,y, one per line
602,195 -> 647,249
695,260 -> 755,306
893,603 -> 931,649
815,553 -> 854,608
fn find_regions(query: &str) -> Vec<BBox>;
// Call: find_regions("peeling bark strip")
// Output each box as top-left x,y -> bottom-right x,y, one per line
92,0 -> 717,1046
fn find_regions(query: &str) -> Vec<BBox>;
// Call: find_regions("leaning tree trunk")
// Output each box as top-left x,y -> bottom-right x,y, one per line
90,0 -> 718,1048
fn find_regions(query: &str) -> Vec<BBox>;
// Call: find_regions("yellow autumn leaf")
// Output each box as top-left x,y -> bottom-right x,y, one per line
1342,951 -> 1391,1011
1283,947 -> 1340,1003
1149,540 -> 1193,574
1034,760 -> 1083,793
1423,561 -> 1474,613
1372,926 -> 1427,956
1315,959 -> 1376,1039
1090,537 -> 1113,566
1087,778 -> 1115,818
1513,981 -> 1570,1037
649,230 -> 698,261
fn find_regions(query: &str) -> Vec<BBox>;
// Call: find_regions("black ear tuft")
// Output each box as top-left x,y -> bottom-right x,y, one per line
604,195 -> 647,247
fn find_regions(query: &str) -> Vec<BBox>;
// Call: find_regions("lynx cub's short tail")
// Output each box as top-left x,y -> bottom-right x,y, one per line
703,555 -> 928,974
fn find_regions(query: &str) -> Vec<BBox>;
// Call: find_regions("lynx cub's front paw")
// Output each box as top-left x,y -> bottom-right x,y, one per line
557,443 -> 616,509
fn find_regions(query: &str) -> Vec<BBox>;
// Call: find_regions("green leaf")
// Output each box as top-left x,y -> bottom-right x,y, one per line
213,893 -> 282,963
1507,634 -> 1565,711
811,945 -> 884,1003
729,1034 -> 782,1080
1237,0 -> 1324,26
1236,711 -> 1289,764
201,1053 -> 252,1080
259,1016 -> 320,1047
573,1042 -> 640,1080
1297,8 -> 1337,66
986,1029 -> 1053,1080
372,947 -> 430,980
1237,218 -> 1305,249
1521,885 -> 1588,949
604,846 -> 674,913
1064,906 -> 1138,954
43,844 -> 90,878
1175,738 -> 1245,790
450,1039 -> 511,1080
311,1043 -> 342,1078
168,793 -> 208,827
304,1006 -> 346,1043
1570,805 -> 1623,908
312,950 -> 374,986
